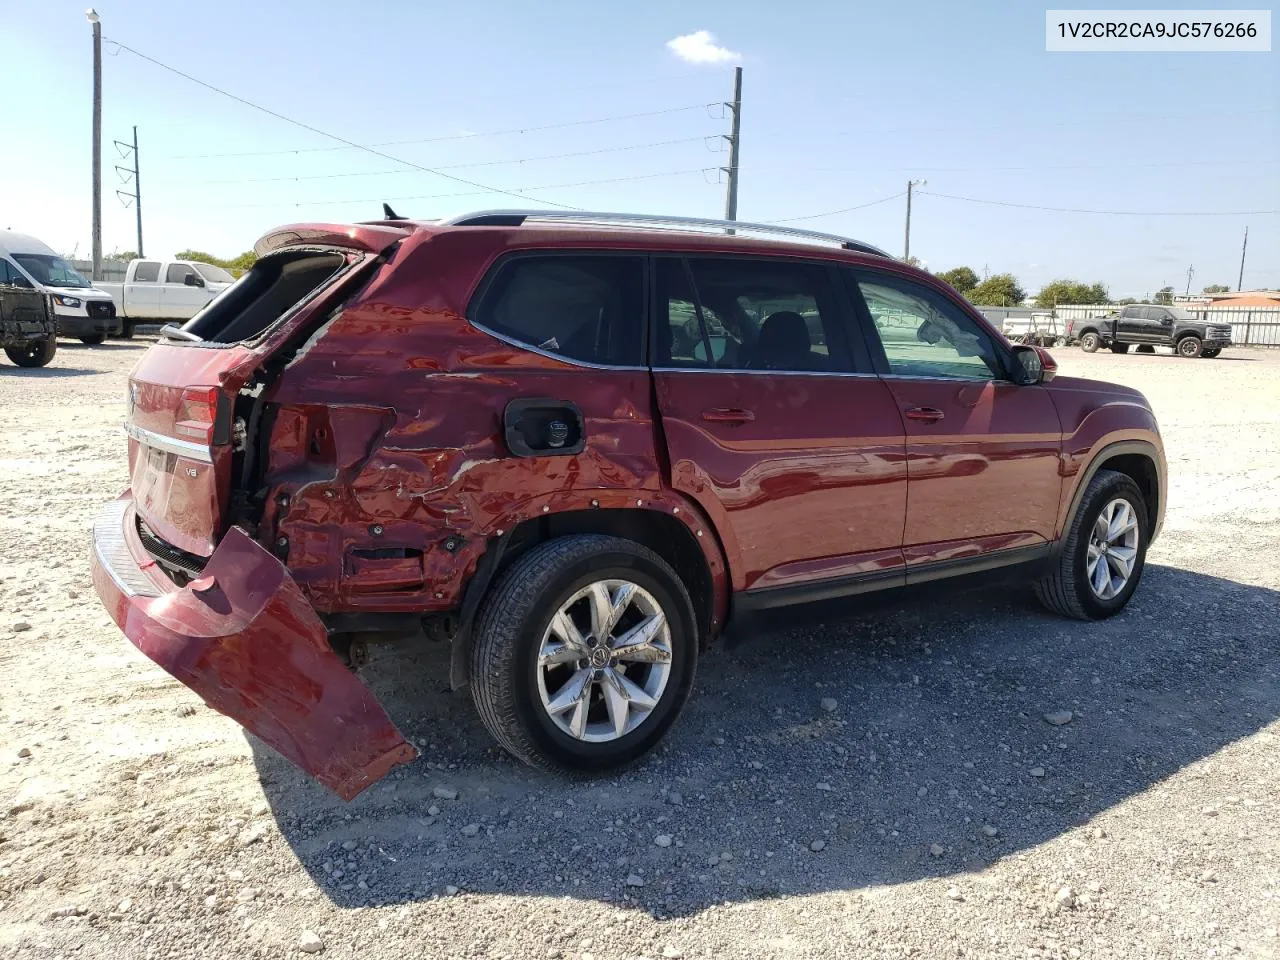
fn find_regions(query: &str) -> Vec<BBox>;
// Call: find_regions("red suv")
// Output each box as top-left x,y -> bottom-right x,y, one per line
90,211 -> 1166,800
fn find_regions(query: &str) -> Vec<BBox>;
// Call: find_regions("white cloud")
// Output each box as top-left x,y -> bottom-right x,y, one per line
666,30 -> 740,65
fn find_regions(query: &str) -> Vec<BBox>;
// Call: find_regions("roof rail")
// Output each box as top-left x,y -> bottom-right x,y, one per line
438,210 -> 894,258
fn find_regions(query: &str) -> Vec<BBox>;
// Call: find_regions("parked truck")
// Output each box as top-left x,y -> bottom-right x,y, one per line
0,278 -> 57,367
1069,304 -> 1232,358
97,258 -> 236,336
0,231 -> 120,343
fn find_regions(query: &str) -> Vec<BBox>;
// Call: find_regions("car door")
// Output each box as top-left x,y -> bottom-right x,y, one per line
846,268 -> 1063,570
1145,306 -> 1176,343
160,263 -> 209,320
651,256 -> 908,594
126,260 -> 163,317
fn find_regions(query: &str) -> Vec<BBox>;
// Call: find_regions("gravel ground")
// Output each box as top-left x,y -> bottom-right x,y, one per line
1,339 -> 1278,960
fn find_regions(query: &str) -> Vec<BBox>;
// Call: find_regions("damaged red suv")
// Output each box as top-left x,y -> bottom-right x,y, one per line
91,211 -> 1166,799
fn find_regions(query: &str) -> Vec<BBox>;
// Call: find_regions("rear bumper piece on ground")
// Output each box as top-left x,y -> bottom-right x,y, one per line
90,495 -> 418,800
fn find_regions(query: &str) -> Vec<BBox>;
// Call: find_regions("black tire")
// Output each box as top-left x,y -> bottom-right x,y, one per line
1200,347 -> 1220,359
4,337 -> 57,368
469,535 -> 698,773
1079,332 -> 1100,353
118,320 -> 136,340
1176,335 -> 1202,358
1035,469 -> 1149,621
1135,344 -> 1155,354
79,334 -> 107,345
1110,342 -> 1130,354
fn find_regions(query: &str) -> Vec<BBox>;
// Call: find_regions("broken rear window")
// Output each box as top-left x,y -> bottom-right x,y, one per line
182,250 -> 347,344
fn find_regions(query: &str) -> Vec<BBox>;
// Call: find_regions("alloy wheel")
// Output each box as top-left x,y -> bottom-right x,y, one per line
1086,498 -> 1140,600
535,579 -> 673,743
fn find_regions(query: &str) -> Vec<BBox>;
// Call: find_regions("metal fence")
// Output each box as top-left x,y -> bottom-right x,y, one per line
1051,303 -> 1280,348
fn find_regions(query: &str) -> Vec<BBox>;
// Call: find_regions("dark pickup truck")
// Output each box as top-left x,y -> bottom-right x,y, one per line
1,282 -> 57,367
1070,304 -> 1232,359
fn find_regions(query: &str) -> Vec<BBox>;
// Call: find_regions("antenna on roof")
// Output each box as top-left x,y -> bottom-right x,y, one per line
382,203 -> 405,221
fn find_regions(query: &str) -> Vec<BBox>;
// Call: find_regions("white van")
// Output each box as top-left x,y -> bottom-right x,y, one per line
0,231 -> 121,343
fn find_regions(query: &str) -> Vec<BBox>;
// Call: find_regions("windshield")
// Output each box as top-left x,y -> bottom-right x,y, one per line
193,262 -> 235,284
12,254 -> 91,289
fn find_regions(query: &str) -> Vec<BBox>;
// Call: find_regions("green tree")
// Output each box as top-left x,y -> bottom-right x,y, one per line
936,266 -> 979,294
107,249 -> 137,262
1202,284 -> 1230,294
174,249 -> 258,278
1153,286 -> 1175,305
1034,279 -> 1109,308
1116,297 -> 1139,305
966,273 -> 1026,306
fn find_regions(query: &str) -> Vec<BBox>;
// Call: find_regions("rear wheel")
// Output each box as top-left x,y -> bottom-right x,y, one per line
1079,332 -> 1100,353
1035,469 -> 1148,620
1110,342 -> 1130,354
470,535 -> 698,772
1200,347 -> 1221,359
1177,335 -> 1203,358
79,334 -> 106,345
4,337 -> 57,368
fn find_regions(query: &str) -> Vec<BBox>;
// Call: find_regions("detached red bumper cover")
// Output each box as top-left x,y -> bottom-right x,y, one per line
91,496 -> 417,800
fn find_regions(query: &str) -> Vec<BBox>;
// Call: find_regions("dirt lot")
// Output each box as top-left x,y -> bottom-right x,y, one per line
2,340 -> 1278,960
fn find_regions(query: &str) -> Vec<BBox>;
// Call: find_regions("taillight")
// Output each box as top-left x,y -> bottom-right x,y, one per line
175,386 -> 220,443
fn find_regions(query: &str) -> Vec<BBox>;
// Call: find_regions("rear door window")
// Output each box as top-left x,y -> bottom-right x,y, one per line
132,261 -> 161,282
472,255 -> 645,367
653,257 -> 855,373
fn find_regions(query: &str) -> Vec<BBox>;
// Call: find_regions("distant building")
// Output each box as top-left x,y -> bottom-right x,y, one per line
1175,290 -> 1280,308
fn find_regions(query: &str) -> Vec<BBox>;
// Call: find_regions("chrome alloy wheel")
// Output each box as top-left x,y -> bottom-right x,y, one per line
535,579 -> 673,743
1086,498 -> 1140,600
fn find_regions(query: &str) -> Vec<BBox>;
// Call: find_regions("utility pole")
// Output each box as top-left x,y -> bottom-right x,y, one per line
722,66 -> 742,224
87,8 -> 102,281
1185,263 -> 1195,296
904,179 -> 926,261
1238,226 -> 1249,291
114,126 -> 143,257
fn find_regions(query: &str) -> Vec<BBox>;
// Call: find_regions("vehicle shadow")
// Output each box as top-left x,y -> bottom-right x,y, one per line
55,339 -> 152,350
251,564 -> 1280,917
0,364 -> 99,377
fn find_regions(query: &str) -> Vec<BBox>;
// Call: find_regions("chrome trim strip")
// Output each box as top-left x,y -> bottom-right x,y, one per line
470,320 -> 649,372
122,421 -> 214,463
92,499 -> 161,599
649,366 -> 878,379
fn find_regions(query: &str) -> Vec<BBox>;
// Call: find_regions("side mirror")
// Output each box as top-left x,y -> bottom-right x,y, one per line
1011,344 -> 1057,384
184,272 -> 205,288
7,273 -> 32,288
916,319 -> 943,344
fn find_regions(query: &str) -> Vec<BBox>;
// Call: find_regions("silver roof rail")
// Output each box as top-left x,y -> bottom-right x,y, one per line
437,209 -> 893,258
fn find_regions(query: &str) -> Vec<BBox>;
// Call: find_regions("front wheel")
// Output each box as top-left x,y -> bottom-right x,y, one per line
79,334 -> 106,345
4,337 -> 57,368
118,320 -> 136,340
470,535 -> 698,772
1035,469 -> 1148,620
1079,332 -> 1100,353
1177,335 -> 1203,358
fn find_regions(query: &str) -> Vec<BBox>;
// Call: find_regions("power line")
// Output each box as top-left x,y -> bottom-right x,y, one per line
161,137 -> 712,185
766,192 -> 906,224
159,105 -> 713,160
104,38 -> 579,210
222,168 -> 715,210
918,190 -> 1280,217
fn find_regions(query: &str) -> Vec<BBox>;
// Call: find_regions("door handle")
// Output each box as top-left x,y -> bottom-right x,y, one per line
701,407 -> 755,425
904,406 -> 945,423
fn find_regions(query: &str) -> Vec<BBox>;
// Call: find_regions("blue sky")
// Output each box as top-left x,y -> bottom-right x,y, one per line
1,0 -> 1276,296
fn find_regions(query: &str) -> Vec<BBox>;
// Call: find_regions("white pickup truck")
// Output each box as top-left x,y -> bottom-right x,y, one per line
98,258 -> 235,336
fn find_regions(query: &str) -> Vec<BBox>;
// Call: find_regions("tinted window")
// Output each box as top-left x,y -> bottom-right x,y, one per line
133,261 -> 161,282
655,257 -> 852,373
166,263 -> 198,284
474,255 -> 644,367
1120,306 -> 1140,319
0,259 -> 14,284
853,273 -> 1004,381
